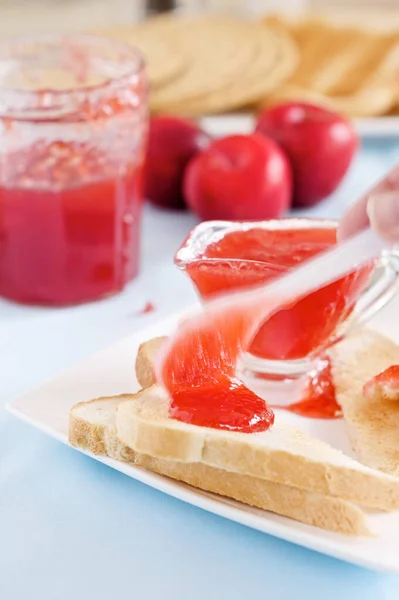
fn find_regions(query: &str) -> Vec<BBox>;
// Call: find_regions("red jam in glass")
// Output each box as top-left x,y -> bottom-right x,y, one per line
0,35 -> 148,305
181,226 -> 373,361
0,142 -> 144,305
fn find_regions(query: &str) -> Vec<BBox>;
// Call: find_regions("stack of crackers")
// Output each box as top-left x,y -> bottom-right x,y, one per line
261,14 -> 399,117
91,11 -> 399,118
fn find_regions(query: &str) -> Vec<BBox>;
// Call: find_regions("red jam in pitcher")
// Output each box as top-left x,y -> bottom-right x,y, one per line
0,35 -> 148,305
176,222 -> 373,362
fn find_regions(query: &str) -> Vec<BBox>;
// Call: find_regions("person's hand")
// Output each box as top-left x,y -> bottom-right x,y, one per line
339,191 -> 399,243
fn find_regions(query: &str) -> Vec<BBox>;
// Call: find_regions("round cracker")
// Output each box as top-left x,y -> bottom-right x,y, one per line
163,23 -> 298,117
149,15 -> 262,111
90,23 -> 187,88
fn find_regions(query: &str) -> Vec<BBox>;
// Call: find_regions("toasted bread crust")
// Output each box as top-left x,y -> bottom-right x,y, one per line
135,337 -> 167,389
69,395 -> 137,462
135,454 -> 370,536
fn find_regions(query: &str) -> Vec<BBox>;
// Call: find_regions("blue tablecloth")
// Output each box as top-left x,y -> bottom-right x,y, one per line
2,138 -> 399,600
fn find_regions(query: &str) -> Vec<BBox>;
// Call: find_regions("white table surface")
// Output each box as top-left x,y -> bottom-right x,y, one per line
2,138 -> 399,599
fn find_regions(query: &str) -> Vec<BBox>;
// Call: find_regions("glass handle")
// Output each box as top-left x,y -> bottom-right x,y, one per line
337,251 -> 399,339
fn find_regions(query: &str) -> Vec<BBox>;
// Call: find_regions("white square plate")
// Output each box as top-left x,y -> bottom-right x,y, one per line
7,300 -> 399,573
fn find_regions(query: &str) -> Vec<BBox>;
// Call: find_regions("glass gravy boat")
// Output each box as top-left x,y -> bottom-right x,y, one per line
175,218 -> 399,382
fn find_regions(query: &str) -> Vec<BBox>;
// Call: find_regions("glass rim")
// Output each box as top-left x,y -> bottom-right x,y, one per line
175,217 -> 339,270
0,33 -> 147,118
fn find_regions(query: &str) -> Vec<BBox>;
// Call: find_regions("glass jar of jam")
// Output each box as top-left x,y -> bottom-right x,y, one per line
0,34 -> 148,305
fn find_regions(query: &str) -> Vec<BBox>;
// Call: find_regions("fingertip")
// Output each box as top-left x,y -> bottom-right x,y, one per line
367,193 -> 399,242
338,195 -> 370,242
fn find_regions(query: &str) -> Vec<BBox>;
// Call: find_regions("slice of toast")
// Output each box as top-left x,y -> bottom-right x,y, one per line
69,395 -> 371,535
330,328 -> 399,477
116,334 -> 399,512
